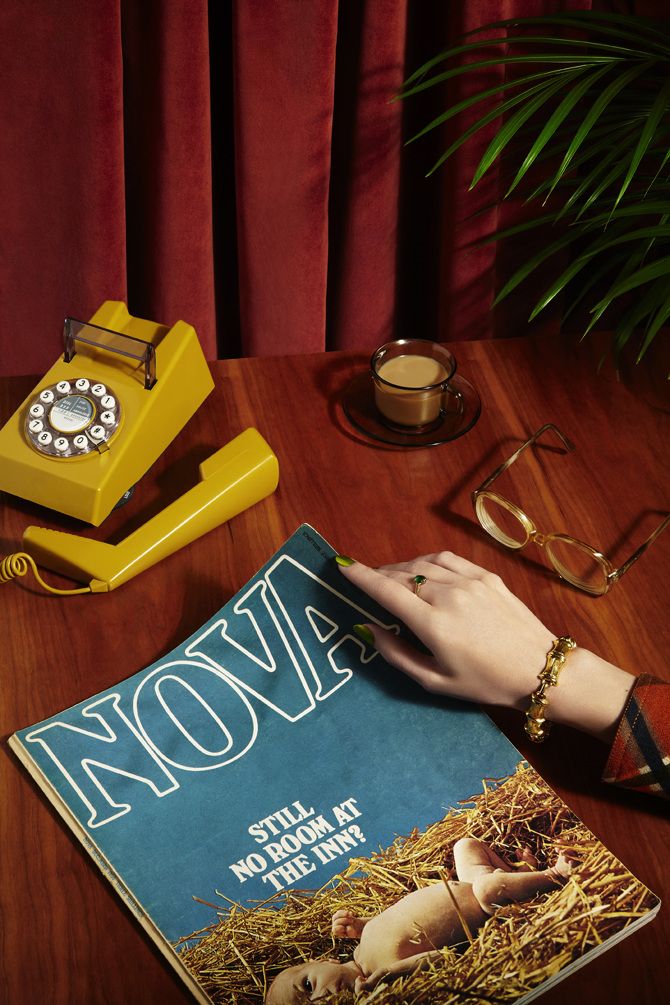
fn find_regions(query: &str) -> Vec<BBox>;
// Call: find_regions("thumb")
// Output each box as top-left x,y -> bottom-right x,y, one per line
353,624 -> 439,685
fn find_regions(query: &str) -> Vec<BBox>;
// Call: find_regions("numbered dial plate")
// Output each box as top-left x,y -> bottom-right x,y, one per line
24,379 -> 121,457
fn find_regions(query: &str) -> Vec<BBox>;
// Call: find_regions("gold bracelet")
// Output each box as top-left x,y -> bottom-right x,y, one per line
524,636 -> 577,743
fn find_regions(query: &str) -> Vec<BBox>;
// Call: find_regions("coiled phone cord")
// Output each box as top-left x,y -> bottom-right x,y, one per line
0,552 -> 91,595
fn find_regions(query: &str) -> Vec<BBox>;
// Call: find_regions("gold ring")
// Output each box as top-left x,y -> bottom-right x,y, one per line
413,574 -> 427,596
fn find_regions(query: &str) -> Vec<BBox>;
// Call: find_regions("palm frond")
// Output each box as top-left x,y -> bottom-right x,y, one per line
401,12 -> 670,363
462,13 -> 670,58
611,277 -> 670,363
422,70 -> 586,178
529,226 -> 670,320
587,255 -> 670,333
470,68 -> 593,188
613,76 -> 670,212
503,63 -> 613,196
546,61 -> 654,198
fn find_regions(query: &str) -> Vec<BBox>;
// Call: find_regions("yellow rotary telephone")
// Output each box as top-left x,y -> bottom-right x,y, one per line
0,302 -> 279,594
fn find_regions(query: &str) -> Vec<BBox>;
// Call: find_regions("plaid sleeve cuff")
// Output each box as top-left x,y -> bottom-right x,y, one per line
603,673 -> 670,799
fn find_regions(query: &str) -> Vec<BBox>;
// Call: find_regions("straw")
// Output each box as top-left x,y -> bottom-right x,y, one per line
177,762 -> 656,1005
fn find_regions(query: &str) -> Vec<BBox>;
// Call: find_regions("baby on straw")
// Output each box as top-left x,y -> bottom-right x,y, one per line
265,837 -> 575,1003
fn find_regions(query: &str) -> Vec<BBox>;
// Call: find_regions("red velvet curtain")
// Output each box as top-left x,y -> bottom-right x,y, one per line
1,0 -> 602,377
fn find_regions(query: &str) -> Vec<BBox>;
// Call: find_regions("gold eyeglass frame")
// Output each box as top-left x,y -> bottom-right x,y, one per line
472,423 -> 670,596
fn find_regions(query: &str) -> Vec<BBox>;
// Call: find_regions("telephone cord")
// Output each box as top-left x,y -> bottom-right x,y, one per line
0,552 -> 91,596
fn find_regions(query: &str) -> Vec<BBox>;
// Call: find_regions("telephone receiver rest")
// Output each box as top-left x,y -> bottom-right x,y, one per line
22,428 -> 279,593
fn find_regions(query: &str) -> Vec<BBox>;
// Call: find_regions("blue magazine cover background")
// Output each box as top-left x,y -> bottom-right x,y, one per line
14,525 -> 521,945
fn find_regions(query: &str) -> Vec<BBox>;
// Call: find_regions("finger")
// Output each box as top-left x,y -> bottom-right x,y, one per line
359,625 -> 453,695
376,565 -> 460,590
375,551 -> 482,578
423,551 -> 505,581
377,551 -> 508,588
373,570 -> 467,609
338,560 -> 426,624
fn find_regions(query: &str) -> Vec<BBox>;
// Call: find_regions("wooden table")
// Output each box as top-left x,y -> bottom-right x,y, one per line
1,333 -> 668,1004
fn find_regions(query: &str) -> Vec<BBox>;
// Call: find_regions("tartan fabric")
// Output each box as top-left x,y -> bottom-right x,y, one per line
603,674 -> 670,799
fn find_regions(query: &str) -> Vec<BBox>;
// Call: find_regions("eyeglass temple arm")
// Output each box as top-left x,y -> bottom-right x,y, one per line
474,423 -> 575,495
612,512 -> 670,582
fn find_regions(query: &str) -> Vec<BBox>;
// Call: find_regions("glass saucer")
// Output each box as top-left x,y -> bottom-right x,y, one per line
341,371 -> 481,448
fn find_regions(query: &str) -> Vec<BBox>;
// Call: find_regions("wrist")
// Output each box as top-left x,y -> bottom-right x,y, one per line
523,637 -> 577,743
530,646 -> 636,744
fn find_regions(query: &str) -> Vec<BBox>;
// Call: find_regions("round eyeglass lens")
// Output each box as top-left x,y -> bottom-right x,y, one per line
476,495 -> 529,549
545,537 -> 608,595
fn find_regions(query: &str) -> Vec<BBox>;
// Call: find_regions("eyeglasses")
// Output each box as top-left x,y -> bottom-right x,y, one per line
472,423 -> 670,596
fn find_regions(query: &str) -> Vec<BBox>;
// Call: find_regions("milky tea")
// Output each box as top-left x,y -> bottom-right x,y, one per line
371,340 -> 457,428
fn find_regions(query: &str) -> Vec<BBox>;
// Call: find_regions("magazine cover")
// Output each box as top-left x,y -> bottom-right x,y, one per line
10,525 -> 659,1005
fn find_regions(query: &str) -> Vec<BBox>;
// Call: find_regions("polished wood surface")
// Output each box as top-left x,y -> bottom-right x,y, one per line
1,333 -> 668,1005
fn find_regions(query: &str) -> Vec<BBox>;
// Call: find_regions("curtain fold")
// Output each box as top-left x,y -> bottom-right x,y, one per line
1,0 -> 641,378
122,0 -> 217,360
233,0 -> 339,356
325,0 -> 407,352
0,1 -> 128,376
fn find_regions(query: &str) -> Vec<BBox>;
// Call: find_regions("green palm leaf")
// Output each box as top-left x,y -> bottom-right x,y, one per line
470,69 -> 594,188
635,288 -> 670,362
612,278 -> 670,363
587,256 -> 670,332
575,159 -> 637,220
463,13 -> 670,57
424,69 -> 587,178
613,76 -> 670,212
521,119 -> 638,207
400,35 -> 649,96
561,255 -> 627,325
406,66 -> 584,148
402,11 -> 670,364
504,63 -> 613,196
546,61 -> 654,197
528,227 -> 670,320
400,55 -> 606,105
554,126 -> 640,214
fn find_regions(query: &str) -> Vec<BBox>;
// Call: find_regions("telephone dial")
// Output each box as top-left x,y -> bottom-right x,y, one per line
0,302 -> 279,594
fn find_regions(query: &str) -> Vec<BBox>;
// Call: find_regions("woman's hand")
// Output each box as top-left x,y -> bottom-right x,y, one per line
339,551 -> 554,711
337,552 -> 635,741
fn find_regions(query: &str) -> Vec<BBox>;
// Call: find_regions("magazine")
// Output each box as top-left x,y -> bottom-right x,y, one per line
10,525 -> 659,1005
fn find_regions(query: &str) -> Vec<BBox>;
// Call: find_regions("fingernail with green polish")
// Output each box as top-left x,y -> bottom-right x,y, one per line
335,555 -> 355,567
353,624 -> 375,646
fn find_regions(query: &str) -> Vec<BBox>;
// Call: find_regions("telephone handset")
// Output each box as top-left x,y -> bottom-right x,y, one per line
2,427 -> 279,594
0,303 -> 280,594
